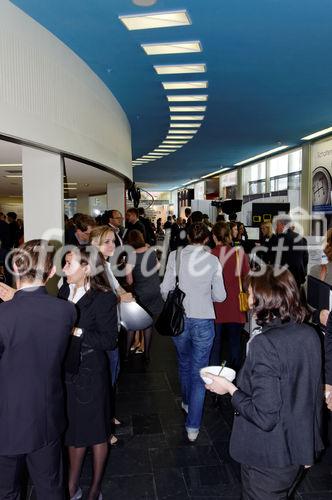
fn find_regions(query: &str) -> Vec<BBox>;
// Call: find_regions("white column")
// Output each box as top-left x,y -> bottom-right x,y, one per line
22,146 -> 64,242
76,193 -> 90,214
107,181 -> 125,215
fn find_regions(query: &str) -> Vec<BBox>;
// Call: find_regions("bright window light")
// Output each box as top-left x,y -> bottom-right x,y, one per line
119,10 -> 191,30
168,129 -> 198,134
142,41 -> 201,55
170,123 -> 201,128
234,146 -> 289,166
169,106 -> 206,112
301,126 -> 332,140
170,115 -> 204,121
167,94 -> 208,102
162,81 -> 208,90
154,64 -> 206,75
166,135 -> 193,140
162,140 -> 188,144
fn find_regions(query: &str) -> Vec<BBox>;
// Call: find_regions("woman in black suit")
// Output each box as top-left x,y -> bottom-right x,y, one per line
59,247 -> 118,500
205,266 -> 323,500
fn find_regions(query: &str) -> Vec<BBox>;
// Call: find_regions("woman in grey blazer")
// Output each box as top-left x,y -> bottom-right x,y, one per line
205,266 -> 323,500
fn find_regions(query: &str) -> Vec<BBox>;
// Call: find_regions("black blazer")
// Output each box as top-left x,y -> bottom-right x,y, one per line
324,312 -> 332,385
58,284 -> 118,354
230,319 -> 323,467
271,231 -> 309,286
0,287 -> 76,455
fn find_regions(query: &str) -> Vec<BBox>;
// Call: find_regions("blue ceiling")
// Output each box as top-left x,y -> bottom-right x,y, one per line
11,0 -> 332,189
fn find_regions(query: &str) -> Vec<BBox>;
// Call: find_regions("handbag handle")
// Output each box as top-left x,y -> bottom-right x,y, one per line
235,247 -> 243,293
175,249 -> 182,286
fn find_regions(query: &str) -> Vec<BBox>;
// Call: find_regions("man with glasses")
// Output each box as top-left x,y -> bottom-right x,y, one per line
104,210 -> 124,247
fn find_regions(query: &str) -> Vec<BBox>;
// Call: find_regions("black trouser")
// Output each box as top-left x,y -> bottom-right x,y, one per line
0,439 -> 64,500
241,463 -> 302,500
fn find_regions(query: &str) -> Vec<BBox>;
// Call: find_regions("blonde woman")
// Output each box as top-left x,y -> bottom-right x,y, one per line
89,226 -> 133,444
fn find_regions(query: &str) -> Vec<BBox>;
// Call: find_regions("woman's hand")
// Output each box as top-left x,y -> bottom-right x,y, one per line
0,282 -> 16,302
320,309 -> 330,326
204,373 -> 238,396
120,292 -> 134,303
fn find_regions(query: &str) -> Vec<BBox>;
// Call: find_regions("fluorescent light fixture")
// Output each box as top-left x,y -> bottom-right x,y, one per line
183,179 -> 199,186
162,140 -> 188,144
301,126 -> 332,140
160,145 -> 183,149
119,10 -> 191,30
167,94 -> 208,102
156,148 -> 177,152
170,115 -> 204,121
0,163 -> 22,167
64,182 -> 78,185
162,81 -> 208,90
170,123 -> 201,128
169,186 -> 181,190
169,106 -> 206,112
153,151 -> 171,155
166,135 -> 193,140
65,187 -> 78,190
5,175 -> 22,178
142,41 -> 201,56
142,155 -> 160,159
201,167 -> 231,179
154,64 -> 206,75
234,146 -> 289,166
168,129 -> 198,134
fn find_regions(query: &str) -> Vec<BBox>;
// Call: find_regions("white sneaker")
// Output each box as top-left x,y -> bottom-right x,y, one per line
181,402 -> 188,413
187,429 -> 199,442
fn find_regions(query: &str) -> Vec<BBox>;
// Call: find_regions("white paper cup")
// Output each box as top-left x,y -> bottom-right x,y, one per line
200,366 -> 236,385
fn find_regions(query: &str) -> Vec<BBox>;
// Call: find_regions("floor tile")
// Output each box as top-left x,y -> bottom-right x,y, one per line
154,468 -> 189,499
133,413 -> 163,435
150,445 -> 220,470
182,464 -> 241,498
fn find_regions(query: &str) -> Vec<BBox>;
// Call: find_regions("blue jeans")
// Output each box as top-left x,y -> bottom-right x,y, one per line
172,317 -> 215,431
209,323 -> 243,371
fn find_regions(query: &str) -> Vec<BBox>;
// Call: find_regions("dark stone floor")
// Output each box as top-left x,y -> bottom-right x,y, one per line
28,333 -> 332,499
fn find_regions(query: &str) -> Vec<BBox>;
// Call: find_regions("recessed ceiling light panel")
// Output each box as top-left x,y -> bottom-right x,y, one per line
170,123 -> 201,128
142,41 -> 201,55
166,135 -> 193,140
119,10 -> 191,31
169,106 -> 206,112
167,94 -> 208,102
162,140 -> 188,144
170,115 -> 204,121
154,64 -> 206,75
234,146 -> 289,166
162,81 -> 208,90
168,129 -> 198,134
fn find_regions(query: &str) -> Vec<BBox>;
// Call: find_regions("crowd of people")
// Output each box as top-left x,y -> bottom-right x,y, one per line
0,205 -> 331,499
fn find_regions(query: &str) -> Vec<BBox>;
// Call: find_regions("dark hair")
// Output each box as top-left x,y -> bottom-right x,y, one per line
184,208 -> 191,217
138,207 -> 145,216
191,211 -> 203,223
249,266 -> 307,326
229,212 -> 237,221
212,222 -> 232,246
13,239 -> 55,283
127,229 -> 145,249
7,211 -> 17,220
188,222 -> 210,244
75,214 -> 96,232
67,246 -> 113,293
126,207 -> 139,218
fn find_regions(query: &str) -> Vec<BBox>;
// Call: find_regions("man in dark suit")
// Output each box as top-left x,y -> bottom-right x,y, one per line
124,207 -> 146,242
271,215 -> 309,287
0,239 -> 76,499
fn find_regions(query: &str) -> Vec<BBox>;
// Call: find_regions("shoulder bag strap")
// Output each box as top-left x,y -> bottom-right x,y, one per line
175,249 -> 182,287
235,247 -> 243,293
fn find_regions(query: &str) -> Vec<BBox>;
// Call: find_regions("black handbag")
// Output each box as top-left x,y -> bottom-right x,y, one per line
156,250 -> 186,337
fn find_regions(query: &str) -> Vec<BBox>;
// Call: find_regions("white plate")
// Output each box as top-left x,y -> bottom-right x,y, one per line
200,365 -> 236,385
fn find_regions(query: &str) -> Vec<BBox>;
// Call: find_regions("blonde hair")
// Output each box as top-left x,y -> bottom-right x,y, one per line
89,225 -> 114,246
261,221 -> 273,238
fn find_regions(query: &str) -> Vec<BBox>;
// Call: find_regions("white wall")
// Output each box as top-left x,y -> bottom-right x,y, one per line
0,1 -> 132,180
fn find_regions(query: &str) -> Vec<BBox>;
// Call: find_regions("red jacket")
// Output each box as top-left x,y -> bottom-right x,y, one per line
212,245 -> 250,324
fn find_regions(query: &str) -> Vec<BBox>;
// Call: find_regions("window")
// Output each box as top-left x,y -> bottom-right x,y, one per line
242,161 -> 266,195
